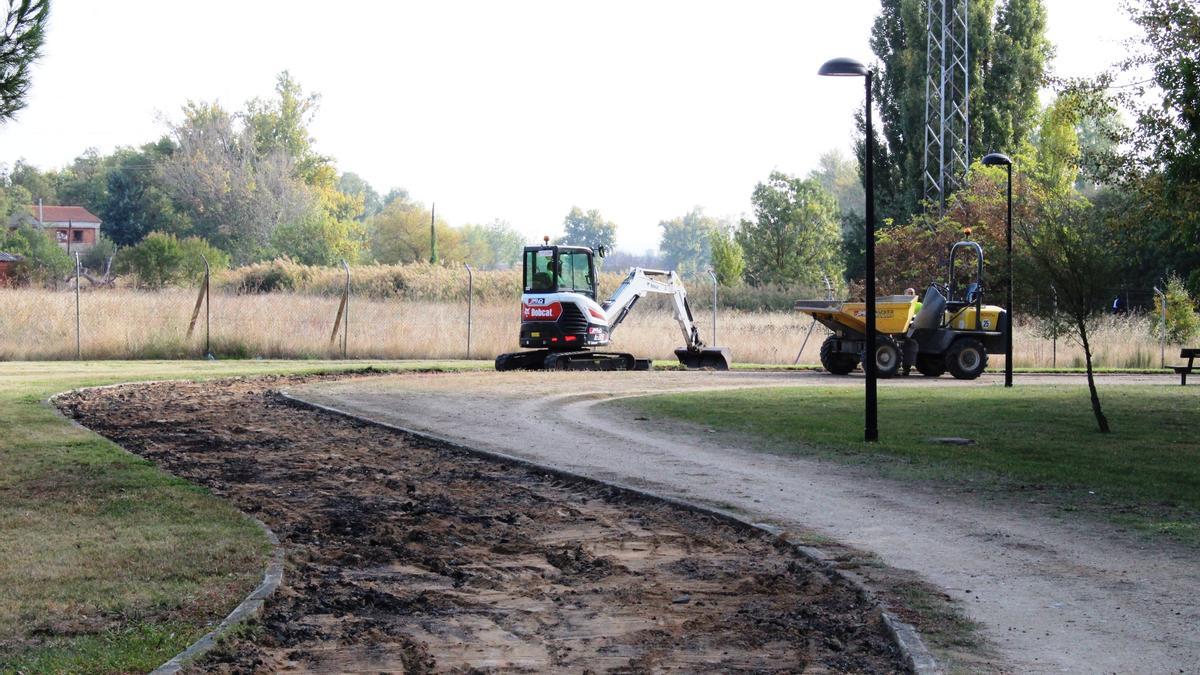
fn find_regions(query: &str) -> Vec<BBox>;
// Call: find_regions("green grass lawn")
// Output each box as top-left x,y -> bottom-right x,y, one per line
0,359 -> 485,673
620,383 -> 1200,544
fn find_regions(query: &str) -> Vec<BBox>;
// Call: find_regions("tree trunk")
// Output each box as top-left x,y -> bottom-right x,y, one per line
1077,318 -> 1110,433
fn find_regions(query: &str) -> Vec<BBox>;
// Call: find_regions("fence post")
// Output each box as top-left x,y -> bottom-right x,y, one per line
707,268 -> 718,345
1154,285 -> 1166,368
74,253 -> 81,360
1051,284 -> 1057,369
186,256 -> 212,357
204,256 -> 211,358
464,263 -> 473,359
342,260 -> 350,358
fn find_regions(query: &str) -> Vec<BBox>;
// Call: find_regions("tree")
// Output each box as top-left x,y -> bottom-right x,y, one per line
658,207 -> 718,276
8,158 -> 54,202
560,206 -> 616,249
977,0 -> 1053,154
737,172 -> 842,287
708,226 -> 744,286
0,0 -> 49,123
1018,195 -> 1120,432
339,172 -> 382,220
103,140 -> 192,246
1152,273 -> 1200,346
1033,94 -> 1082,197
460,219 -> 524,269
863,0 -> 1051,222
159,101 -> 312,261
368,198 -> 461,264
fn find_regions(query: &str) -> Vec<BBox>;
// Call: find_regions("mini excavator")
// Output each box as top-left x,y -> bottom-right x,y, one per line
495,239 -> 731,371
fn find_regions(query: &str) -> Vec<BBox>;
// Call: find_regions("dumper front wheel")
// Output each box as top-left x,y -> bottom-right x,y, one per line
946,338 -> 988,380
819,336 -> 859,375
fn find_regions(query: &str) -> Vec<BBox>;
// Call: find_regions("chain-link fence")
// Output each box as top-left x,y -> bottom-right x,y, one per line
0,266 -> 1183,368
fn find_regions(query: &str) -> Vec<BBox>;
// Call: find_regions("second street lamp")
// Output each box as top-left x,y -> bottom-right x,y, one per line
981,152 -> 1014,388
819,57 -> 878,442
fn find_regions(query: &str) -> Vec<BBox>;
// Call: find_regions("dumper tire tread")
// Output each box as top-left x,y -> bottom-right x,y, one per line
820,336 -> 859,375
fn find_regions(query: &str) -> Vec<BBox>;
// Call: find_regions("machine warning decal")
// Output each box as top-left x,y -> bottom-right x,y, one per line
523,301 -> 563,321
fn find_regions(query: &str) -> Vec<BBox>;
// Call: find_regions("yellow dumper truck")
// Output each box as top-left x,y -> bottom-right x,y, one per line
795,241 -> 1008,380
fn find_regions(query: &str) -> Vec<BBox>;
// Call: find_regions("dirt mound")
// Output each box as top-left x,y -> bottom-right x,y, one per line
58,376 -> 907,673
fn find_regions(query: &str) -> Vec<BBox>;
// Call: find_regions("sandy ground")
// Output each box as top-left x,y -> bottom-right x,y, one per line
294,370 -> 1200,674
57,376 -> 906,673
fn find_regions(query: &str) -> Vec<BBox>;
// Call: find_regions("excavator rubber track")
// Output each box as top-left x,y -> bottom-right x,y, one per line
495,350 -> 652,372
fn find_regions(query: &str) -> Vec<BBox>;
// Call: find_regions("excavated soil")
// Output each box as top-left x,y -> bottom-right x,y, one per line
57,375 -> 907,673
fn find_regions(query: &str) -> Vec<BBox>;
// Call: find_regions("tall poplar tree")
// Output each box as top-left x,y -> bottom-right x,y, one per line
861,0 -> 1049,225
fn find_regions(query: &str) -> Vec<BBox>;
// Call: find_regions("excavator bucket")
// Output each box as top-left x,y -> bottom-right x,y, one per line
675,347 -> 732,370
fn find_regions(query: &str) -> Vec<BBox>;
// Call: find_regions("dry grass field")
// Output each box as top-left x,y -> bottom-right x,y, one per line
0,287 -> 1175,367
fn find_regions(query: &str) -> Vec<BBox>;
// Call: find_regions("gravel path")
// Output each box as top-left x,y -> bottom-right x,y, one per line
295,370 -> 1200,674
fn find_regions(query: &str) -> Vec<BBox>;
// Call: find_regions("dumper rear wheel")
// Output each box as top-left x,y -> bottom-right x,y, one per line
820,336 -> 859,375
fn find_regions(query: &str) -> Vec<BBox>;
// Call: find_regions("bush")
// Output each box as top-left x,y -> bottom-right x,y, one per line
80,234 -> 116,274
1152,273 -> 1200,345
0,225 -> 72,285
115,232 -> 228,289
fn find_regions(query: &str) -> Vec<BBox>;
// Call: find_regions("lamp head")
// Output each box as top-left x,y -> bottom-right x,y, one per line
818,57 -> 868,77
981,152 -> 1013,167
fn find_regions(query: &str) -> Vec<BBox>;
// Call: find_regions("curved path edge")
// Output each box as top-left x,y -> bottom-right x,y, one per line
45,387 -> 286,675
279,390 -> 941,674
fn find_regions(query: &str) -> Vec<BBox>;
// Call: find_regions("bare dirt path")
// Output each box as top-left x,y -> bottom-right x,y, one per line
57,376 -> 906,673
295,370 -> 1200,674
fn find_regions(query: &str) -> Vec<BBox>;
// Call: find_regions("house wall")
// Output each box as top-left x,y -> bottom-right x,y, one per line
0,260 -> 14,284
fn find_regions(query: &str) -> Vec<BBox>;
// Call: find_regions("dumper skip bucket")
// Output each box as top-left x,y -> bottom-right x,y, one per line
675,347 -> 732,370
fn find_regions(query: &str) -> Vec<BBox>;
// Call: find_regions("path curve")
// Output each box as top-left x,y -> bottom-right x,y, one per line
294,370 -> 1199,673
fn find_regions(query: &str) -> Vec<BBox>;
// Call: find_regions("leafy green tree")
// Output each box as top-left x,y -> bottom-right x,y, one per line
339,172 -> 382,220
658,207 -> 718,276
0,223 -> 70,283
560,206 -> 616,249
977,0 -> 1053,154
864,0 -> 1050,222
8,159 -> 55,202
270,210 -> 364,266
709,226 -> 744,286
368,199 -> 460,264
103,140 -> 192,246
1152,273 -> 1200,346
1033,94 -> 1082,197
1018,195 -> 1121,432
737,172 -> 842,287
460,219 -> 524,268
0,0 -> 49,123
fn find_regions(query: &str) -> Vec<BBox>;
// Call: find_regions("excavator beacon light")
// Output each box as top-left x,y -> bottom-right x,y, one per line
543,235 -> 550,244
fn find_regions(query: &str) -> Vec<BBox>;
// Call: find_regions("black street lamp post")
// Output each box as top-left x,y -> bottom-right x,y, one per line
982,152 -> 1014,388
820,57 -> 878,442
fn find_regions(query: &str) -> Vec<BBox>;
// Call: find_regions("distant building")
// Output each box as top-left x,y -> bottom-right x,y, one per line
0,251 -> 22,284
9,204 -> 102,252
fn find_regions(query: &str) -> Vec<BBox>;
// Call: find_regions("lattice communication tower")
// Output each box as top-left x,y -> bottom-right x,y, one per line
923,0 -> 970,212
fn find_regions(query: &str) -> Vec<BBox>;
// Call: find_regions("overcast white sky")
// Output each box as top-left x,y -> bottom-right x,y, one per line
0,0 -> 1138,252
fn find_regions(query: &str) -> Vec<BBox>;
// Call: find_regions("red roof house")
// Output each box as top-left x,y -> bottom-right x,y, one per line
9,205 -> 102,253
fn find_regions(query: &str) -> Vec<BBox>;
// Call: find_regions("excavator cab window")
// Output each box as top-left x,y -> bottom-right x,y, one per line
526,248 -> 556,292
557,250 -> 595,299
